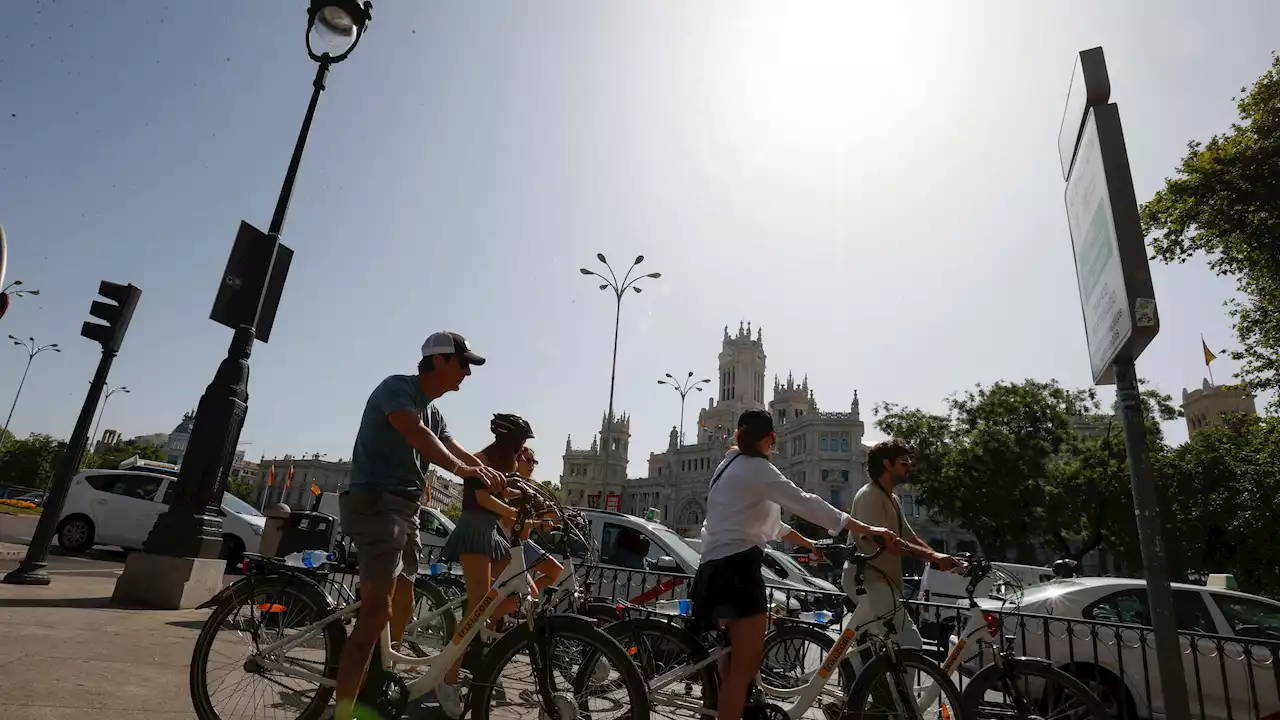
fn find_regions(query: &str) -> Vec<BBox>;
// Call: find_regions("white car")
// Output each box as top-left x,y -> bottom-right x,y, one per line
575,509 -> 810,611
56,468 -> 265,566
955,577 -> 1279,720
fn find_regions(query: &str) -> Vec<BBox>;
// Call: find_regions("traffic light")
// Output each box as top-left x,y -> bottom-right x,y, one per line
81,281 -> 142,353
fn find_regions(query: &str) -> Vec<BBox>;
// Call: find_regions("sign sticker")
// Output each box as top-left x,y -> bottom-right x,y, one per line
1134,298 -> 1156,327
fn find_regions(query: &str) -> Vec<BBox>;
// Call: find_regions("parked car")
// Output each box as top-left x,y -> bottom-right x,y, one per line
919,560 -> 1053,643
13,491 -> 47,507
575,509 -> 811,611
951,577 -> 1280,720
56,469 -> 265,566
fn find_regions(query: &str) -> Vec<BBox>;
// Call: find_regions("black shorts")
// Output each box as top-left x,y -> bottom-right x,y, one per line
690,547 -> 767,632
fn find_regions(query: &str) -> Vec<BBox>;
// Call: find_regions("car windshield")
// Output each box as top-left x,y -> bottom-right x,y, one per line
649,524 -> 701,568
772,550 -> 815,578
222,492 -> 264,518
1013,580 -> 1085,606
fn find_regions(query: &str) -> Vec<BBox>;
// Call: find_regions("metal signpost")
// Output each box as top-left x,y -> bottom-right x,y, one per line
1059,47 -> 1188,719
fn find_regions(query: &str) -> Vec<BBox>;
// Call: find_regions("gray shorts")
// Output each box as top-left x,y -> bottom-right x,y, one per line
339,489 -> 422,582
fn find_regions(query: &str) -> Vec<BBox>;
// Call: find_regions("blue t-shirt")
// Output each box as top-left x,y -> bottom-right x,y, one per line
349,375 -> 451,495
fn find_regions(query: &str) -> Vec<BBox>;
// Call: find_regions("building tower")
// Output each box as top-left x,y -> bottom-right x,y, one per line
1181,379 -> 1257,436
770,372 -> 816,429
598,410 -> 631,494
717,321 -> 767,409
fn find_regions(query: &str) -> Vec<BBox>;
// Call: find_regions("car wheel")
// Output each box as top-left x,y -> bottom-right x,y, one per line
1066,663 -> 1136,719
57,515 -> 96,553
220,534 -> 245,572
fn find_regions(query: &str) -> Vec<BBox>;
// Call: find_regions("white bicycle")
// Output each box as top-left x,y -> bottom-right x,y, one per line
188,479 -> 649,720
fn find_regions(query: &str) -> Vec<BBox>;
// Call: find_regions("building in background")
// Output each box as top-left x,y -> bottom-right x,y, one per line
560,322 -> 871,537
93,428 -> 122,455
426,468 -> 462,511
164,411 -> 195,465
255,455 -> 351,509
1182,379 -> 1257,436
129,432 -> 168,448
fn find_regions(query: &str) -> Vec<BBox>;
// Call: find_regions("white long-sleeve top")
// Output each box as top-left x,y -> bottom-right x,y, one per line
699,450 -> 850,563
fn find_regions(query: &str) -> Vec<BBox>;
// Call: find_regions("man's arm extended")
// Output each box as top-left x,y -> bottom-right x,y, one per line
387,411 -> 503,487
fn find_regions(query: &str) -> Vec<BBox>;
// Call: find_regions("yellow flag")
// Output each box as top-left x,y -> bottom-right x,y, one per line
1202,337 -> 1217,367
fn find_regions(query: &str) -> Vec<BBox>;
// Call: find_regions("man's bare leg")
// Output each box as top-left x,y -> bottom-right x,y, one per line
334,575 -> 395,720
390,576 -> 415,644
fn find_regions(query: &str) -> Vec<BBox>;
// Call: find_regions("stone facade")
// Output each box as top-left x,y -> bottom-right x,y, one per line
559,412 -> 632,510
1182,379 -> 1257,436
559,322 -> 872,537
163,411 -> 195,466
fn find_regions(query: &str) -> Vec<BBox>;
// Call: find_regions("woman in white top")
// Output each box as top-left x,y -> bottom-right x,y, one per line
691,409 -> 900,720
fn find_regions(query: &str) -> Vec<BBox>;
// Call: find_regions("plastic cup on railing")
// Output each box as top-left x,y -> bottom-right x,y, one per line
677,598 -> 691,615
814,610 -> 830,623
429,563 -> 445,576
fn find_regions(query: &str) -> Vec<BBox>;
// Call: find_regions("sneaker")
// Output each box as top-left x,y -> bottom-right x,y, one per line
437,681 -> 464,719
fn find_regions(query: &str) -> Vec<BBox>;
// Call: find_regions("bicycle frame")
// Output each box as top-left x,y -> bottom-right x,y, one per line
249,540 -> 535,702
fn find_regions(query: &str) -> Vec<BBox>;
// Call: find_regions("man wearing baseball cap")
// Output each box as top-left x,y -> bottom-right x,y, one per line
333,331 -> 502,720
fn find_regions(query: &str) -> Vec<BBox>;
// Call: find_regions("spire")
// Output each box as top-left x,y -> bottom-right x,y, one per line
739,320 -> 745,337
746,321 -> 752,337
802,373 -> 809,390
724,324 -> 730,340
787,371 -> 794,389
851,390 -> 860,420
757,326 -> 762,343
566,434 -> 572,452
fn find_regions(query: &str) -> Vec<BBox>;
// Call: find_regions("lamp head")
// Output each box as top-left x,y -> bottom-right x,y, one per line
306,0 -> 372,64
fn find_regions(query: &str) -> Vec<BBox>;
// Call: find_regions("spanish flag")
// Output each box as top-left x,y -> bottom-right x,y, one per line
285,461 -> 295,489
310,482 -> 321,497
1202,336 -> 1217,367
266,464 -> 276,486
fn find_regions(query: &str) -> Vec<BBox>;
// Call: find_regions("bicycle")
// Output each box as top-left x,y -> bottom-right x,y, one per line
602,543 -> 964,720
188,476 -> 650,720
944,557 -> 1108,719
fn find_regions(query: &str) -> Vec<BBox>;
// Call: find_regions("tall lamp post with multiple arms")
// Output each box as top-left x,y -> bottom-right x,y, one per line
658,372 -> 710,448
108,0 -> 374,609
3,336 -> 60,441
579,254 -> 661,504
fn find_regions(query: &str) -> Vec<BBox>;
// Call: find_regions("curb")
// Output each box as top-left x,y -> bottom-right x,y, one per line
0,544 -> 28,561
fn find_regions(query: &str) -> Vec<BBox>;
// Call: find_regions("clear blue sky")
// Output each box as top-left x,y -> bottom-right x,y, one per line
1,0 -> 1274,478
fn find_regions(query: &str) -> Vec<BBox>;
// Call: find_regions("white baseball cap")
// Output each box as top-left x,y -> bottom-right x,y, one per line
421,331 -> 486,365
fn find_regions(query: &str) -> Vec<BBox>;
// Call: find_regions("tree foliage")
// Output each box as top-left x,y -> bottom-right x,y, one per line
0,433 -> 66,490
441,502 -> 462,521
81,441 -> 166,472
1156,414 -> 1280,597
875,379 -> 1183,569
1140,52 -> 1280,407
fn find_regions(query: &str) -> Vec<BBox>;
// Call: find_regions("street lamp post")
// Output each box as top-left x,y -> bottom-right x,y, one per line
2,336 -> 60,441
658,372 -> 710,447
0,280 -> 42,323
579,255 -> 661,504
90,385 -> 130,452
111,1 -> 373,609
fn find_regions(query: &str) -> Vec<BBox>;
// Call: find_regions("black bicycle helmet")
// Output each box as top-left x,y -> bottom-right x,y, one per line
491,413 -> 535,440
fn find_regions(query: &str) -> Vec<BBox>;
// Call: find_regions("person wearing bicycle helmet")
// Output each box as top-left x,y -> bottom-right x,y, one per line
436,412 -> 538,716
513,446 -> 563,597
692,409 -> 901,720
332,332 -> 503,720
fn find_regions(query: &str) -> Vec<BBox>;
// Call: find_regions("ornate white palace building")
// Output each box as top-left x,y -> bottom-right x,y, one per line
559,322 -> 874,537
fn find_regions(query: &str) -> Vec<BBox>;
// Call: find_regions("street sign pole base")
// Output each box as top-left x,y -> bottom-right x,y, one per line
1,560 -> 52,586
112,552 -> 224,610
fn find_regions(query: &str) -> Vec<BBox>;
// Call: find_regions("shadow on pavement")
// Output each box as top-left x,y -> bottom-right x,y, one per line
0,595 -> 113,609
166,619 -> 208,630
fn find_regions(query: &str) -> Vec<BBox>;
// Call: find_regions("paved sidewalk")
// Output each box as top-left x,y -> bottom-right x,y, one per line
0,572 -> 204,718
0,541 -> 25,560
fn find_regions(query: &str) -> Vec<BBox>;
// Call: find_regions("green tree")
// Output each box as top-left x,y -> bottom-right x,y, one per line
226,476 -> 256,504
535,480 -> 561,503
441,502 -> 462,521
1140,53 -> 1280,407
82,440 -> 167,471
1156,414 -> 1280,597
876,380 -> 1093,561
0,433 -> 66,490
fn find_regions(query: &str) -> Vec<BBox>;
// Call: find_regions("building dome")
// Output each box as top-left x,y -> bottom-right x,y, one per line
171,410 -> 196,436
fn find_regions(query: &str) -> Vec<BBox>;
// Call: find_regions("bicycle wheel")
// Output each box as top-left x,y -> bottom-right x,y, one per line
961,657 -> 1109,720
190,576 -> 346,720
845,648 -> 962,719
602,617 -> 719,716
757,621 -> 856,696
471,613 -> 650,720
403,576 -> 458,655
